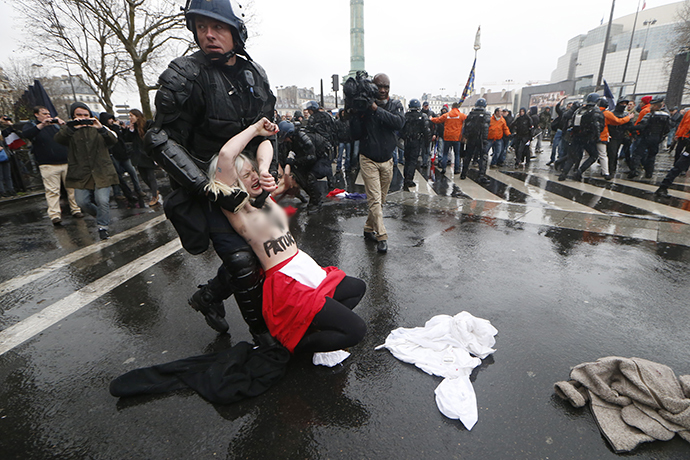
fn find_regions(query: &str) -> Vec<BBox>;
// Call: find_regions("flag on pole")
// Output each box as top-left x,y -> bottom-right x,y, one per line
642,1 -> 646,10
473,26 -> 481,51
459,58 -> 476,106
603,79 -> 616,110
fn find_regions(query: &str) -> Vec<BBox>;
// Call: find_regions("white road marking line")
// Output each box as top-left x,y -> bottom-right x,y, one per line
0,238 -> 182,356
0,215 -> 167,296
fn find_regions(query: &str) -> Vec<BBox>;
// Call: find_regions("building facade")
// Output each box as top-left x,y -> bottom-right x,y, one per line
549,2 -> 685,103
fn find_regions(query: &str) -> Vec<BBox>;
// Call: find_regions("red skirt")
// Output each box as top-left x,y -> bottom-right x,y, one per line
263,251 -> 346,352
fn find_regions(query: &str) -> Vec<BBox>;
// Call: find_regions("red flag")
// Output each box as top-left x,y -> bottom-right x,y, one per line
642,1 -> 646,10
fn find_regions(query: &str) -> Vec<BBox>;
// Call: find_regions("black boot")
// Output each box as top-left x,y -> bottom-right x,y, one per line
189,282 -> 230,333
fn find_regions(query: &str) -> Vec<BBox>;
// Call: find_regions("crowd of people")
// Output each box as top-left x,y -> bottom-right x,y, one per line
1,0 -> 689,367
0,104 -> 166,239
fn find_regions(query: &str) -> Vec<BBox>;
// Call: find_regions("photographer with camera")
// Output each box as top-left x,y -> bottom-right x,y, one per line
23,106 -> 83,225
55,102 -> 119,240
347,72 -> 404,254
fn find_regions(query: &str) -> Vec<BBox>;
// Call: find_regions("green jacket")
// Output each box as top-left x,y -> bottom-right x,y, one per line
55,124 -> 119,189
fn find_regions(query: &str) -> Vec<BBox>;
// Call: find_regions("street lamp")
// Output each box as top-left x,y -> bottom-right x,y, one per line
632,18 -> 657,97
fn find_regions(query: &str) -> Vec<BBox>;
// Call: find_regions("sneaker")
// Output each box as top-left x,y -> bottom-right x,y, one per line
149,196 -> 160,206
478,176 -> 491,185
189,284 -> 229,333
51,217 -> 62,226
404,180 -> 417,188
72,211 -> 84,218
460,173 -> 467,180
363,230 -> 377,242
98,228 -> 109,240
573,170 -> 582,182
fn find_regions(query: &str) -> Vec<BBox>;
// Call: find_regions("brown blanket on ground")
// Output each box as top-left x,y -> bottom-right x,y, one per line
554,356 -> 690,453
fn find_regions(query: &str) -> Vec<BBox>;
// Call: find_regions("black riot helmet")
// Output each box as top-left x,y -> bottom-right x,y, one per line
409,99 -> 421,110
277,121 -> 294,142
585,92 -> 601,106
185,0 -> 249,59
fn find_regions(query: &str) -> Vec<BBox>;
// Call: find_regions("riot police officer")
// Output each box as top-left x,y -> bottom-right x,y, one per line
629,96 -> 671,179
144,0 -> 276,341
461,98 -> 491,184
277,120 -> 331,213
400,99 -> 430,188
558,93 -> 605,181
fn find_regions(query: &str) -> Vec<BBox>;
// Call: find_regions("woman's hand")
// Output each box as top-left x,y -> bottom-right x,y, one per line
254,117 -> 278,137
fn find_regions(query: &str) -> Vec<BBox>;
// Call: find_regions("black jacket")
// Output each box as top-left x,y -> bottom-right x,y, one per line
350,98 -> 405,163
511,112 -> 533,138
22,122 -> 69,165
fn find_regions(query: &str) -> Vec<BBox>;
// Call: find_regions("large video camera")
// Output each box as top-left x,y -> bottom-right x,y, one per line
343,71 -> 379,113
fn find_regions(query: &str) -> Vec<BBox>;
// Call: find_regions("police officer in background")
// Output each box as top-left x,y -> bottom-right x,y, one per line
144,0 -> 277,342
629,96 -> 671,179
558,93 -> 605,181
304,101 -> 336,189
461,98 -> 491,185
276,120 -> 331,213
400,99 -> 430,188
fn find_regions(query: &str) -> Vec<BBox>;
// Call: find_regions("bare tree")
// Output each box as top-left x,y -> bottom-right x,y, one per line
12,0 -> 260,118
16,0 -> 130,115
75,0 -> 193,118
14,0 -> 191,118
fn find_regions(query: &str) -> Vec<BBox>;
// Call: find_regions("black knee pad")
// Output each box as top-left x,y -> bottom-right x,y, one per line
221,248 -> 262,290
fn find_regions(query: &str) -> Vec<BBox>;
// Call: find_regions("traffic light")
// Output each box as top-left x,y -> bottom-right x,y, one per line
331,74 -> 339,92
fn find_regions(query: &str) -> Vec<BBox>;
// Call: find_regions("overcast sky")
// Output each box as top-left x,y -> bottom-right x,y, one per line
1,0 -> 684,106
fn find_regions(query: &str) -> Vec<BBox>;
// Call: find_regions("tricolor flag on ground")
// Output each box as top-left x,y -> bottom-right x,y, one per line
4,132 -> 26,150
459,58 -> 476,106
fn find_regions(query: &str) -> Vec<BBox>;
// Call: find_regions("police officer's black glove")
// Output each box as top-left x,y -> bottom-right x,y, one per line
211,189 -> 249,213
285,151 -> 296,166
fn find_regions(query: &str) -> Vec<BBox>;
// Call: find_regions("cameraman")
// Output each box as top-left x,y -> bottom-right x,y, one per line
23,106 -> 83,225
349,73 -> 405,254
55,102 -> 119,240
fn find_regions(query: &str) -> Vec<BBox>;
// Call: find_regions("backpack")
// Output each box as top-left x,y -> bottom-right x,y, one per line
463,110 -> 486,139
403,111 -> 427,140
570,106 -> 601,142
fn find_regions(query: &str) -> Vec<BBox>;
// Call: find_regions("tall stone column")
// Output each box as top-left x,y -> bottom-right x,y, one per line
349,0 -> 365,77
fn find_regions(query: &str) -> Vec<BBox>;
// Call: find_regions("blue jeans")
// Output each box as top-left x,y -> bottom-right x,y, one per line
337,142 -> 351,171
75,187 -> 112,228
487,139 -> 504,165
113,158 -> 142,192
441,140 -> 462,170
350,140 -> 360,168
550,130 -> 563,162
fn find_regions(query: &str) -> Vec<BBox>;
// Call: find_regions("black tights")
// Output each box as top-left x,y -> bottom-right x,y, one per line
293,276 -> 367,354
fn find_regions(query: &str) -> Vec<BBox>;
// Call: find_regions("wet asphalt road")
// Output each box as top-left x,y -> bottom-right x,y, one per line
1,154 -> 690,459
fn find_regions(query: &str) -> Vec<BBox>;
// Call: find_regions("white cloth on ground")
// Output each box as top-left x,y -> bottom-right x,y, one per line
375,311 -> 498,430
313,349 -> 350,367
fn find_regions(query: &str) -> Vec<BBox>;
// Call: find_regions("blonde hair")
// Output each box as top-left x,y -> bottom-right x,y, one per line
205,153 -> 255,198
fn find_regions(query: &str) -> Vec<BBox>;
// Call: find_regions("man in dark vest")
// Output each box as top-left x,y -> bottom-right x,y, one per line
144,0 -> 277,343
400,99 -> 430,188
